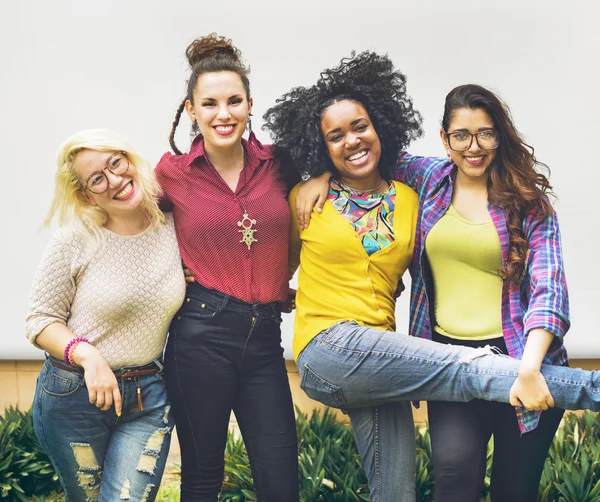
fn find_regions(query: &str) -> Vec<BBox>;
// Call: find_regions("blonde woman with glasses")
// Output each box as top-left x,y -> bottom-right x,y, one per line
26,129 -> 185,501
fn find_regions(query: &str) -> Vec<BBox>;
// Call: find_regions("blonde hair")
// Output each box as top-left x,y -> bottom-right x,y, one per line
46,129 -> 164,238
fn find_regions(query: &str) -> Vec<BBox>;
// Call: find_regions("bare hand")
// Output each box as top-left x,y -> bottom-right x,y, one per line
296,173 -> 331,229
281,288 -> 296,314
509,369 -> 555,411
73,343 -> 122,415
183,262 -> 195,283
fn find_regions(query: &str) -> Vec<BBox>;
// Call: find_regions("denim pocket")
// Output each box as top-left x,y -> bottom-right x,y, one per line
42,366 -> 85,398
185,298 -> 222,321
300,364 -> 346,409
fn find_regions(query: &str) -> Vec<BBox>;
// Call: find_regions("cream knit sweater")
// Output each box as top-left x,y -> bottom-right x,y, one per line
26,213 -> 186,368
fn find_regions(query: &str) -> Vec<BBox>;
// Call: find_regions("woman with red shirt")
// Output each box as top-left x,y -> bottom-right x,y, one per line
155,34 -> 299,502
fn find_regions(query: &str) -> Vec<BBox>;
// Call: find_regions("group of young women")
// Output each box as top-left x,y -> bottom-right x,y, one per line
25,33 -> 600,502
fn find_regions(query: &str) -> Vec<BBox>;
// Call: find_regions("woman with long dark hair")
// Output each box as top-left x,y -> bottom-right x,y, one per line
399,84 -> 568,502
155,34 -> 299,501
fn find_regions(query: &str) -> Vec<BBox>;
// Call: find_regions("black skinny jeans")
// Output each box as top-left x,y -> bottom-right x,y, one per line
428,333 -> 565,502
164,283 -> 299,502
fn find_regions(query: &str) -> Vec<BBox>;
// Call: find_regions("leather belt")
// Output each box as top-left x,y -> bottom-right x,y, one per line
48,357 -> 161,380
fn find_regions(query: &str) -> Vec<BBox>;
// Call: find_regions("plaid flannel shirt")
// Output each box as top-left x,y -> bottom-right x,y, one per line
394,153 -> 570,433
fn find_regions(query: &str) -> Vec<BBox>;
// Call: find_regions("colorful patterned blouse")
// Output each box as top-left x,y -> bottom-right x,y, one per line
328,179 -> 396,255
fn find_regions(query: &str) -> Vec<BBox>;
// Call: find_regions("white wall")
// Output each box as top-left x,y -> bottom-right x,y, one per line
1,0 -> 598,359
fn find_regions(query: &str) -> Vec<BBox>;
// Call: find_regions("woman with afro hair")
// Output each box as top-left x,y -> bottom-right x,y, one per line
264,52 -> 591,502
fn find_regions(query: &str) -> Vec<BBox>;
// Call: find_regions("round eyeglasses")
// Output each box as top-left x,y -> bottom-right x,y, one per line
444,130 -> 499,152
83,151 -> 130,194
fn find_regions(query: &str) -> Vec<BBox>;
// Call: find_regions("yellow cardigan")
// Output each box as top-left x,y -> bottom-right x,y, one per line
288,181 -> 419,360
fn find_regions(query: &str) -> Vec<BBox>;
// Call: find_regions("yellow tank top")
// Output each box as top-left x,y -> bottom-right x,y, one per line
425,205 -> 503,340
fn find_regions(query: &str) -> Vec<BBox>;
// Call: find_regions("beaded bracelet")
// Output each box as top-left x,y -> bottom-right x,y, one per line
63,337 -> 89,367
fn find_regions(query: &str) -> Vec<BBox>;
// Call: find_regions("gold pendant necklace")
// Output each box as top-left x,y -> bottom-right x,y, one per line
238,211 -> 257,250
237,157 -> 257,250
205,147 -> 257,250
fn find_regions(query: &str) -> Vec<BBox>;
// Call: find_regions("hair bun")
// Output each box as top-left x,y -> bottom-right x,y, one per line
186,33 -> 241,68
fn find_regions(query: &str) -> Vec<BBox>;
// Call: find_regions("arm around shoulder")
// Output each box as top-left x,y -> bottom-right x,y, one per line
287,184 -> 304,279
392,152 -> 451,196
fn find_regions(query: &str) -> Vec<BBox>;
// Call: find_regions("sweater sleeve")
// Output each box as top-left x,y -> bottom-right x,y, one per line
25,228 -> 78,348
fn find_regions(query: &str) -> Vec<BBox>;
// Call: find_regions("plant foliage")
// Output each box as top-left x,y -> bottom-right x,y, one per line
0,407 -> 60,501
4,405 -> 600,501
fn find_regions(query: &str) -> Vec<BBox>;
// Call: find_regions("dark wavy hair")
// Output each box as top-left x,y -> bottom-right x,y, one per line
169,33 -> 250,155
442,84 -> 554,284
263,51 -> 423,180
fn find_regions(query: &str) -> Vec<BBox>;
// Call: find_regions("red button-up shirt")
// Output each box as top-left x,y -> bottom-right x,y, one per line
155,133 -> 290,303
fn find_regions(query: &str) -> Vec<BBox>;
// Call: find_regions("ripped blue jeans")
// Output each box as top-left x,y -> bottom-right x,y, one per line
297,321 -> 600,502
33,357 -> 173,502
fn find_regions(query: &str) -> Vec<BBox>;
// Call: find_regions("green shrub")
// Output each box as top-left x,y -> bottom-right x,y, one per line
538,412 -> 600,502
415,425 -> 434,501
0,407 -> 60,501
217,409 -> 600,502
5,405 -> 600,501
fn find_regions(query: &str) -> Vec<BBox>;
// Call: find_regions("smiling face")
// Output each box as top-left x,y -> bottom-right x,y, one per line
441,107 -> 498,182
320,100 -> 383,189
185,71 -> 252,153
73,149 -> 143,221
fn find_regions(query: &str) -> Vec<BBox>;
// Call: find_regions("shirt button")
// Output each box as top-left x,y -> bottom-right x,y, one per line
177,316 -> 181,320
366,277 -> 372,282
186,298 -> 190,302
378,309 -> 382,314
371,293 -> 376,298
201,304 -> 205,308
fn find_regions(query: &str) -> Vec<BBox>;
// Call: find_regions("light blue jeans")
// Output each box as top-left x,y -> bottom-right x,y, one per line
297,321 -> 600,502
33,357 -> 173,502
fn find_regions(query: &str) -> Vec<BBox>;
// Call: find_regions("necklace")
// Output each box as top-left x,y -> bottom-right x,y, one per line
205,148 -> 257,250
338,178 -> 386,195
237,161 -> 257,250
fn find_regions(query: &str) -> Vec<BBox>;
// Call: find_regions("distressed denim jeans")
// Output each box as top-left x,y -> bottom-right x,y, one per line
33,357 -> 173,502
297,321 -> 600,502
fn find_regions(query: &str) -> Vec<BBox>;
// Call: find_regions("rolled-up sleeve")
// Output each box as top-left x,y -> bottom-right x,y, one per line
522,209 -> 570,340
25,229 -> 76,348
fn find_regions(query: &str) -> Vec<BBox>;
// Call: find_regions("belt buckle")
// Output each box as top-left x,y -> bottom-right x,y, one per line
118,368 -> 136,380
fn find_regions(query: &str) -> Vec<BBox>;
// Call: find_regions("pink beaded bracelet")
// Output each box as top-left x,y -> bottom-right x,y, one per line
63,337 -> 89,367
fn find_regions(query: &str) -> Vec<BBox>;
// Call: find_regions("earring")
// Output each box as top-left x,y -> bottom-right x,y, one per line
247,113 -> 253,134
190,120 -> 199,137
446,150 -> 451,158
